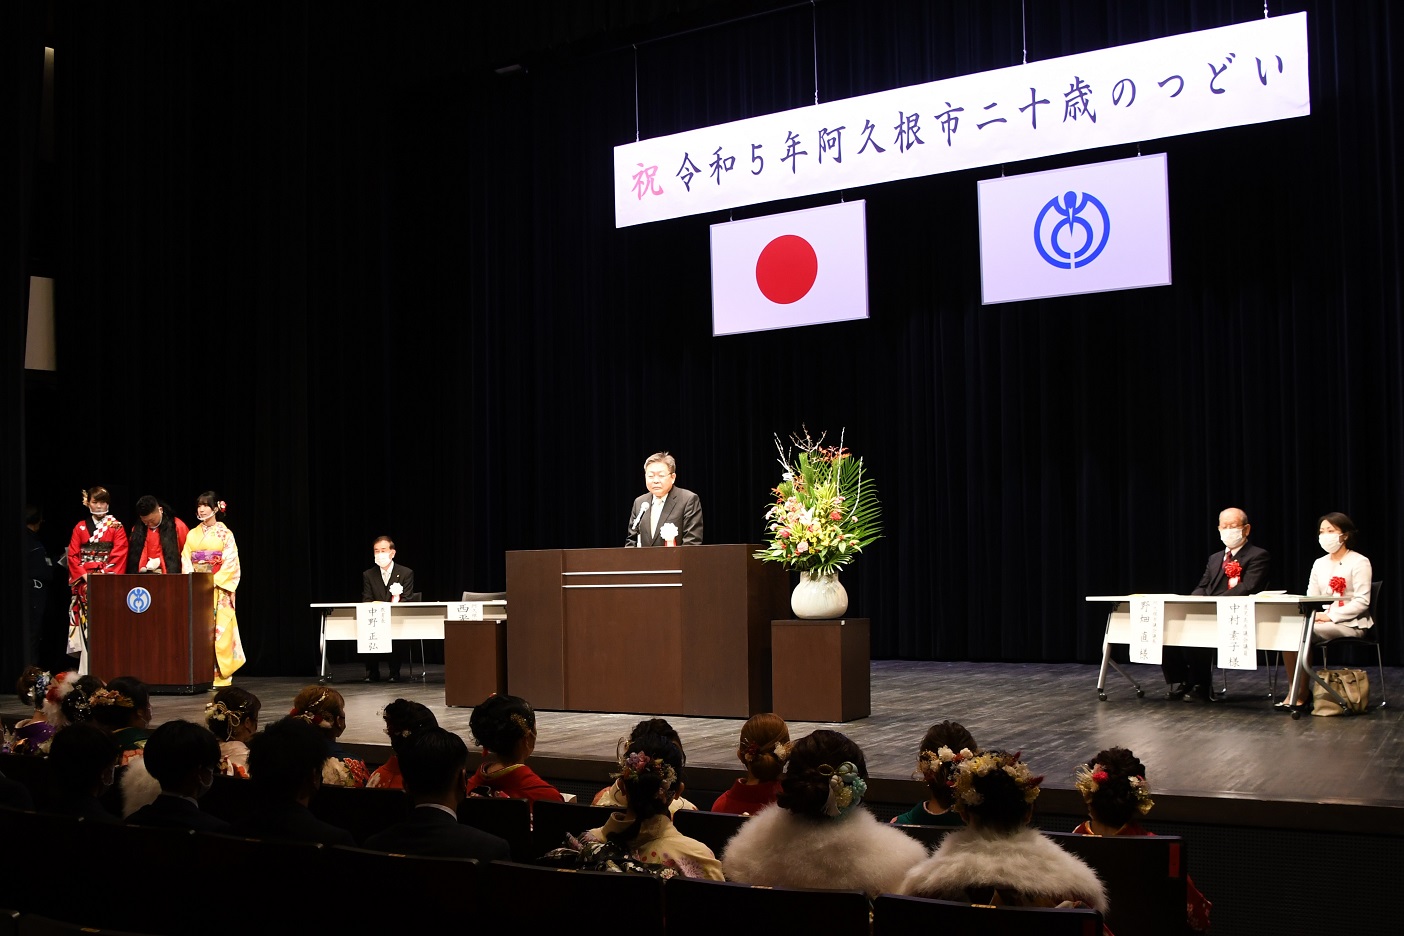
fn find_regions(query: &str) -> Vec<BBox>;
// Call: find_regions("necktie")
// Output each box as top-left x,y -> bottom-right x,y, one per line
650,498 -> 662,537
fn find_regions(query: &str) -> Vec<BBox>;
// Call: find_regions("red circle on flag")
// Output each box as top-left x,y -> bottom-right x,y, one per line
755,235 -> 818,304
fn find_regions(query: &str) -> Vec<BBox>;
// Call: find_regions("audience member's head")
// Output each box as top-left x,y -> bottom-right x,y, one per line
736,713 -> 790,782
55,674 -> 106,727
16,666 -> 50,711
469,694 -> 537,759
247,716 -> 330,803
289,686 -> 346,737
777,730 -> 869,820
205,686 -> 262,743
143,719 -> 221,797
398,727 -> 470,800
607,730 -> 686,842
949,750 -> 1043,833
381,699 -> 438,757
1075,747 -> 1154,829
915,720 -> 977,809
90,676 -> 152,731
48,721 -> 121,799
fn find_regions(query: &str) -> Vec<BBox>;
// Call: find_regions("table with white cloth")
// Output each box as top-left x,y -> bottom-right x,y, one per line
311,600 -> 507,682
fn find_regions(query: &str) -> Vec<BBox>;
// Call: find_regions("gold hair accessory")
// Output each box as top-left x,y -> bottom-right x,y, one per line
205,700 -> 244,728
509,712 -> 536,738
1074,763 -> 1154,815
90,689 -> 135,709
817,761 -> 867,818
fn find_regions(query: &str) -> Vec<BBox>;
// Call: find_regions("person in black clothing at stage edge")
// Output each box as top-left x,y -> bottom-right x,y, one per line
1162,506 -> 1271,702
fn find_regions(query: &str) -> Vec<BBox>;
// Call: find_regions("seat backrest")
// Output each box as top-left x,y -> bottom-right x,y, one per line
194,832 -> 328,932
672,809 -> 750,857
1045,831 -> 1188,936
199,773 -> 261,823
457,796 -> 533,860
893,822 -> 953,850
327,846 -> 479,927
483,860 -> 664,928
665,876 -> 869,936
309,784 -> 410,844
74,823 -> 198,935
531,799 -> 618,856
872,893 -> 1103,935
1369,580 -> 1383,630
0,754 -> 49,805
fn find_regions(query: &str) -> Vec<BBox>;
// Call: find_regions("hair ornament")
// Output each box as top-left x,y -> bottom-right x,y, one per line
1075,763 -> 1154,815
818,761 -> 868,818
28,671 -> 53,707
205,700 -> 245,728
90,688 -> 135,709
290,691 -> 330,726
81,489 -> 90,507
218,500 -> 227,513
916,745 -> 973,781
741,736 -> 791,764
614,750 -> 678,796
509,712 -> 536,738
950,750 -> 1043,807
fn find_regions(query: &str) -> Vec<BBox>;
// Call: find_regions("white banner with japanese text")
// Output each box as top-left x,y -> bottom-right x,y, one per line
1216,597 -> 1257,670
614,12 -> 1308,227
1129,596 -> 1165,665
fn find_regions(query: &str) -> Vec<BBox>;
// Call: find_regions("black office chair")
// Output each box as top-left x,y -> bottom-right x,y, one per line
1316,580 -> 1386,708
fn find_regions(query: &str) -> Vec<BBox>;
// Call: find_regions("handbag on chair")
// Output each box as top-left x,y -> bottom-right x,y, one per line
1312,668 -> 1370,715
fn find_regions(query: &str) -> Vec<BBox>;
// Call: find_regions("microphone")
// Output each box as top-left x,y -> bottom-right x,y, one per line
629,499 -> 650,534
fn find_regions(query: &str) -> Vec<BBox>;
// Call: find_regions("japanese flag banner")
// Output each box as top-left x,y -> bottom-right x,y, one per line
710,200 -> 869,336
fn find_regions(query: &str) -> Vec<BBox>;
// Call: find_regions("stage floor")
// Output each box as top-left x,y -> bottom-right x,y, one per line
135,659 -> 1404,816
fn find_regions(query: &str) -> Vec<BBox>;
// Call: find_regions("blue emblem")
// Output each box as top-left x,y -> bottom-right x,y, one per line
1034,190 -> 1110,269
126,587 -> 152,614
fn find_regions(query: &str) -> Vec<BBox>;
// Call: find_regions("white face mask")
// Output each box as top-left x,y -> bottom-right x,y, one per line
1219,527 -> 1244,550
374,553 -> 393,568
1319,533 -> 1343,554
90,507 -> 108,518
197,508 -> 214,522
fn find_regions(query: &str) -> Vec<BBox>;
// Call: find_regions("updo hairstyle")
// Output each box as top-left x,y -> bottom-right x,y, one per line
469,693 -> 537,756
777,730 -> 868,819
737,712 -> 789,782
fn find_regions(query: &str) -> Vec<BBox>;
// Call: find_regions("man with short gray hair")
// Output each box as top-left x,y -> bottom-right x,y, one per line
625,452 -> 703,547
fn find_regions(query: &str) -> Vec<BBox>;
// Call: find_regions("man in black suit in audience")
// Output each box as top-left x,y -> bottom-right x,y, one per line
365,727 -> 511,860
231,717 -> 355,846
126,719 -> 231,832
362,535 -> 416,682
1163,506 -> 1271,702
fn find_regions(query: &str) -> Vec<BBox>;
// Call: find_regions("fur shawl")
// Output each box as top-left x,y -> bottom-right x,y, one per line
722,804 -> 929,897
898,825 -> 1108,913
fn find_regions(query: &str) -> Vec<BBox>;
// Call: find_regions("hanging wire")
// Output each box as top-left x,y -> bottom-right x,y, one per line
633,44 -> 640,142
1264,2 -> 1270,19
1021,0 -> 1028,65
811,0 -> 819,104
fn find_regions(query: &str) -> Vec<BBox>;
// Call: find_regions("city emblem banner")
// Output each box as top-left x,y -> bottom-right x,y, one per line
710,200 -> 868,336
977,153 -> 1171,304
615,12 -> 1308,227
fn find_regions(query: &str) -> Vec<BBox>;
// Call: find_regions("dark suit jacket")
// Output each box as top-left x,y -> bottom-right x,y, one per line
364,804 -> 512,860
363,563 -> 415,602
1190,540 -> 1271,596
230,801 -> 356,846
625,487 -> 703,547
127,793 -> 231,833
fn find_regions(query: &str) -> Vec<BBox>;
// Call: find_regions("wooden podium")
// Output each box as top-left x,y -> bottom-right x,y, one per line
505,545 -> 789,717
88,574 -> 216,694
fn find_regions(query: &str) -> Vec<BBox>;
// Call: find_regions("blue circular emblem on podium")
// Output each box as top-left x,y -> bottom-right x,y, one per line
126,587 -> 153,614
1034,190 -> 1111,269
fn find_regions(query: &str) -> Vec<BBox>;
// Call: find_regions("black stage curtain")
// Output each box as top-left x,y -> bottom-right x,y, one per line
11,0 -> 1402,680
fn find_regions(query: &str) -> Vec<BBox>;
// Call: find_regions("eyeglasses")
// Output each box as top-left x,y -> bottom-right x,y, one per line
645,472 -> 672,480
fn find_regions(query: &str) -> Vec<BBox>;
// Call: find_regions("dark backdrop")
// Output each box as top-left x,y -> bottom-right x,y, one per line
7,0 -> 1402,680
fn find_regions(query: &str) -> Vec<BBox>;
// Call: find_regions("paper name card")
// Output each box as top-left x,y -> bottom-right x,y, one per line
1216,597 -> 1257,670
356,602 -> 392,654
1129,596 -> 1165,664
446,602 -> 485,621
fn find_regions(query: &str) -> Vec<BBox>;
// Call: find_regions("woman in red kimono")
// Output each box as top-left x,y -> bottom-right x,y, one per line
66,486 -> 129,669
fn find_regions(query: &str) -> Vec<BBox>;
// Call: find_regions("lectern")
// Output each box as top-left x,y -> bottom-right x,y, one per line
88,573 -> 216,694
505,545 -> 789,716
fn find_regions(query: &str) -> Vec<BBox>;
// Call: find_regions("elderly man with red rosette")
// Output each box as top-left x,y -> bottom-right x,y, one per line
1162,506 -> 1271,702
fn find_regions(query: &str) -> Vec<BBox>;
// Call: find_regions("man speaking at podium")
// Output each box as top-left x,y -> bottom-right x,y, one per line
625,452 -> 703,547
126,496 -> 189,574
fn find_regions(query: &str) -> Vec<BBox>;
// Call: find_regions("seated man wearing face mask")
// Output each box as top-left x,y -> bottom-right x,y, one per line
362,536 -> 416,682
1162,507 -> 1271,702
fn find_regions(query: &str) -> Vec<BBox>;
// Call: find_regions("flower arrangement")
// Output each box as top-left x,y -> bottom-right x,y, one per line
755,429 -> 881,575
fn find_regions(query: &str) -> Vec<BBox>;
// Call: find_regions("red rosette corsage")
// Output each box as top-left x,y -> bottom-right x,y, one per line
1330,575 -> 1347,606
1223,559 -> 1242,581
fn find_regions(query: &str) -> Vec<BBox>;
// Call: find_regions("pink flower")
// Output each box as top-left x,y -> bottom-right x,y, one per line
778,529 -> 790,538
829,511 -> 842,521
796,541 -> 809,553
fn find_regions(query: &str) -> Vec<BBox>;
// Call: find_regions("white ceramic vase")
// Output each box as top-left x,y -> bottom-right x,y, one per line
791,570 -> 849,619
